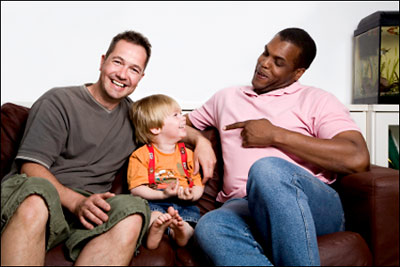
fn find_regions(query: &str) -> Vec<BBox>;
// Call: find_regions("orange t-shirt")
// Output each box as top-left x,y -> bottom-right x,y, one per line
127,144 -> 203,190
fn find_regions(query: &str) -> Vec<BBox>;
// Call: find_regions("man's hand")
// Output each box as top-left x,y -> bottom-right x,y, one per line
224,119 -> 277,148
75,192 -> 115,230
193,136 -> 217,185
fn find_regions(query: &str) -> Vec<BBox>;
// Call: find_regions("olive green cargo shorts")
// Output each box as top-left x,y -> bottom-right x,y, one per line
1,174 -> 150,261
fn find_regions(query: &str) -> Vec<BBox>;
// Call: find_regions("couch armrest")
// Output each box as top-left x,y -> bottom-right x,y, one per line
338,165 -> 399,266
1,103 -> 30,180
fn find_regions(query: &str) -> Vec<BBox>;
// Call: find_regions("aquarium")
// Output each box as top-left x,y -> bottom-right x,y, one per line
353,11 -> 399,104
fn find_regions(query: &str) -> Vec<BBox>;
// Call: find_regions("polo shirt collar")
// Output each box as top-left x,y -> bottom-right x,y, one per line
241,81 -> 303,97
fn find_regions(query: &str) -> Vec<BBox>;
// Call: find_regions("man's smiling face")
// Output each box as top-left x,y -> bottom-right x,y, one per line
251,35 -> 305,94
99,39 -> 147,102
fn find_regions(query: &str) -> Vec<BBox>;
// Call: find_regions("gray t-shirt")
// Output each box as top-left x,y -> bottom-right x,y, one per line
5,85 -> 137,193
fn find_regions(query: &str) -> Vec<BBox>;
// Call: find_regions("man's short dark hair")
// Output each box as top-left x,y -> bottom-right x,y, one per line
105,30 -> 152,68
277,28 -> 316,70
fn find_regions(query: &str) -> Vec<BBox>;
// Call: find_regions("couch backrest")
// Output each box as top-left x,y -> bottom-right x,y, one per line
1,103 -> 30,180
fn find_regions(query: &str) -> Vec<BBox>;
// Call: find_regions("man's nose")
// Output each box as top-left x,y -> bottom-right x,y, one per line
116,67 -> 128,79
260,56 -> 272,69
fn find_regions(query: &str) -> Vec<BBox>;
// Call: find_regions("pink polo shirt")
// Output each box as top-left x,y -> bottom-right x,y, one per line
189,82 -> 361,203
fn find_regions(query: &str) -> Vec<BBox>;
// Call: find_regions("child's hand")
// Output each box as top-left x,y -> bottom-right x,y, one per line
163,179 -> 179,198
177,186 -> 194,201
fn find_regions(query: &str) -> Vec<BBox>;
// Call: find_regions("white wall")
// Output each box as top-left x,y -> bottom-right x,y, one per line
1,1 -> 399,108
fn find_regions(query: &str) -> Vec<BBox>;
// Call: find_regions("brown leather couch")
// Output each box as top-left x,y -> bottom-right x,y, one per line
1,102 -> 399,266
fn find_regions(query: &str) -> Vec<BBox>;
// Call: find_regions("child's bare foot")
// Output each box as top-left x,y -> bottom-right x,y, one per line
147,213 -> 173,249
167,206 -> 194,247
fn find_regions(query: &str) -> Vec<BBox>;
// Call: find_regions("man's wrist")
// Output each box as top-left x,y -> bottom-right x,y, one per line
183,125 -> 203,146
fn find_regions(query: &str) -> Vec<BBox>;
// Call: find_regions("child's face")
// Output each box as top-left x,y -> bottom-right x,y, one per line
159,107 -> 187,142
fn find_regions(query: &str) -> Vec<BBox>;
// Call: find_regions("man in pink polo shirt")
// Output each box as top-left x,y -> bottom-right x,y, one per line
187,28 -> 370,266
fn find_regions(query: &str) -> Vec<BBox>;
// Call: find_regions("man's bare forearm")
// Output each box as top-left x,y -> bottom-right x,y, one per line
270,128 -> 370,174
184,113 -> 217,183
182,124 -> 204,145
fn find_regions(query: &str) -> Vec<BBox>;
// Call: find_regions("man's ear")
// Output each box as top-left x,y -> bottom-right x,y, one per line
150,128 -> 161,135
99,55 -> 106,71
294,68 -> 306,81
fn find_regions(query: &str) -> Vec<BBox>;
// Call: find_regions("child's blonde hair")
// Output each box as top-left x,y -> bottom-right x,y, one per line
130,94 -> 181,144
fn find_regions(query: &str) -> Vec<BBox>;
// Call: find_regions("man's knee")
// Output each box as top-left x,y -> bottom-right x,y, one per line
120,214 -> 143,231
196,209 -> 227,238
14,195 -> 49,228
105,194 -> 149,241
248,157 -> 290,188
195,204 -> 244,240
249,157 -> 285,175
194,211 -> 215,244
112,214 -> 143,245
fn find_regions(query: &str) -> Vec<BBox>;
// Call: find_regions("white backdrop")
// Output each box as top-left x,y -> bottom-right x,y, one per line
1,1 -> 399,108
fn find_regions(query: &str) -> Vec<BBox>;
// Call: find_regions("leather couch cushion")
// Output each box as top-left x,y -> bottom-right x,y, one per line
318,231 -> 372,266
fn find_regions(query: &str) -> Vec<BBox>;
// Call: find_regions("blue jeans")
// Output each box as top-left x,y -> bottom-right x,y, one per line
194,157 -> 344,266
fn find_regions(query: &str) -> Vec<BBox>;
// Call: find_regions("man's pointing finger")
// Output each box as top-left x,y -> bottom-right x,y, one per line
224,121 -> 246,131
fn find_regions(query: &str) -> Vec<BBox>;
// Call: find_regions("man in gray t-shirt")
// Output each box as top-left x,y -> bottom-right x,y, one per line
2,31 -> 156,265
6,84 -> 136,194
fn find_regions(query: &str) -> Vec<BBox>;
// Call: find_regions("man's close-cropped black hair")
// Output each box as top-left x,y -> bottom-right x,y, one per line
278,28 -> 317,70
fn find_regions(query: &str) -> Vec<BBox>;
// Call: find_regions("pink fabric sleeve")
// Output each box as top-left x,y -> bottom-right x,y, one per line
312,92 -> 361,139
188,93 -> 218,131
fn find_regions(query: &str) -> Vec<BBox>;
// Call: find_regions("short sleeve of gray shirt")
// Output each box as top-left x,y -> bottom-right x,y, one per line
8,85 -> 137,193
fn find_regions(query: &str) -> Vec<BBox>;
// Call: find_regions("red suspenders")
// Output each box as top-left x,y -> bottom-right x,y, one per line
146,143 -> 194,188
